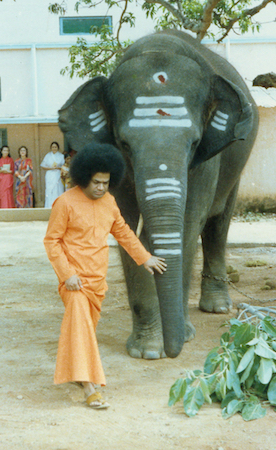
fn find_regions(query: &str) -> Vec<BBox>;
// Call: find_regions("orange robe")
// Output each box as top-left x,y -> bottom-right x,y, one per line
44,186 -> 151,385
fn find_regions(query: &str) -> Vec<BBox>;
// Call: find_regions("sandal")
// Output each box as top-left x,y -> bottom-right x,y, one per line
86,392 -> 110,409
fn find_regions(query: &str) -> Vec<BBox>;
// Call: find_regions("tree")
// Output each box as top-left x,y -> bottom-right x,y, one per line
49,0 -> 276,78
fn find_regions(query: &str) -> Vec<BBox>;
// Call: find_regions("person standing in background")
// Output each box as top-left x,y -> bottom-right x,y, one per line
14,146 -> 33,208
60,153 -> 72,191
40,142 -> 64,207
0,145 -> 15,208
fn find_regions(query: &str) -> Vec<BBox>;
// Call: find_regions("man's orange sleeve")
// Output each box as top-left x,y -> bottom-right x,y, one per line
43,197 -> 77,283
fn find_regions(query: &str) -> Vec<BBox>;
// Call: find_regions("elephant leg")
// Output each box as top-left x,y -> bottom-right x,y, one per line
181,222 -> 201,343
199,183 -> 239,313
119,232 -> 165,360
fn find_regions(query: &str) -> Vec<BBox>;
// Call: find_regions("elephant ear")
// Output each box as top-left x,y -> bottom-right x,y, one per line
58,76 -> 113,152
190,75 -> 254,168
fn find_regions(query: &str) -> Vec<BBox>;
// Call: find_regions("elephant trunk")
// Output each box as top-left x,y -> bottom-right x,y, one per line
135,168 -> 188,358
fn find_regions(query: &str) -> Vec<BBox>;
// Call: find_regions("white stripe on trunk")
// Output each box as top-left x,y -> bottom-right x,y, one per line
153,239 -> 181,244
146,186 -> 181,193
154,249 -> 182,255
152,233 -> 181,238
146,179 -> 180,186
146,192 -> 181,201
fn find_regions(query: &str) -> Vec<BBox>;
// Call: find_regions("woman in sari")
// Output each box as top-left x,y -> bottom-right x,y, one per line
60,153 -> 72,191
0,145 -> 15,208
14,146 -> 34,208
40,142 -> 65,207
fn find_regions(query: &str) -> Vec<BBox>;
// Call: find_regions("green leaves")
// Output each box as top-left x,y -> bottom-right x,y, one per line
49,0 -> 275,77
257,358 -> 273,385
241,398 -> 267,421
168,378 -> 188,406
169,317 -> 276,421
184,384 -> 205,417
267,376 -> 276,405
233,323 -> 255,346
237,346 -> 255,373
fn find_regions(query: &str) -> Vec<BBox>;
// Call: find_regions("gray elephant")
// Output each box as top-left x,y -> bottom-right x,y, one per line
58,30 -> 258,360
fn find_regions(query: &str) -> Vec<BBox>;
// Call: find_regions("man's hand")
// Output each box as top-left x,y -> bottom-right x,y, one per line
143,256 -> 167,275
65,275 -> 83,291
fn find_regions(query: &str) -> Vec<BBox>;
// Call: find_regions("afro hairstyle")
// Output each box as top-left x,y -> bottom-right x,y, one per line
70,143 -> 126,189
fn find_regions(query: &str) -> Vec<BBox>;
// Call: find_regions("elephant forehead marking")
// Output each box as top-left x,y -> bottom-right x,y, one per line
159,164 -> 167,171
129,96 -> 191,128
211,110 -> 229,132
89,109 -> 107,132
134,107 -> 188,116
145,178 -> 181,201
136,96 -> 184,104
153,72 -> 168,84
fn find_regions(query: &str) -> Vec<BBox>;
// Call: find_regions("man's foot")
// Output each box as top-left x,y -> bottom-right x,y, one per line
86,392 -> 110,409
82,382 -> 110,409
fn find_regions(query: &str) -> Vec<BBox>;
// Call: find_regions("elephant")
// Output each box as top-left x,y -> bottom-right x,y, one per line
58,30 -> 258,360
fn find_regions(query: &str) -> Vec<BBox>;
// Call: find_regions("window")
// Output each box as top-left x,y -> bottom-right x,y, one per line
0,78 -> 1,102
60,16 -> 112,35
0,129 -> 7,148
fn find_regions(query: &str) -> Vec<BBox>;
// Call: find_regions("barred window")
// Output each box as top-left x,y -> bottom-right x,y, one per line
60,16 -> 112,35
0,129 -> 8,148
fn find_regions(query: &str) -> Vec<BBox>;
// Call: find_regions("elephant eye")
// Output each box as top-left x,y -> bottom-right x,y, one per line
120,141 -> 131,154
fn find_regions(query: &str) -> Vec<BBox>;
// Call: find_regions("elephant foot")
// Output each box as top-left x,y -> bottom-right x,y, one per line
199,275 -> 232,314
184,320 -> 196,342
126,330 -> 166,360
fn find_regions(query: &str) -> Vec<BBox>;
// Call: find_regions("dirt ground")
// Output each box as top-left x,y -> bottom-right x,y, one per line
1,221 -> 276,450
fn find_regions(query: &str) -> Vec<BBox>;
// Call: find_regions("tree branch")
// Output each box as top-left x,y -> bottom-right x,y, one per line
197,0 -> 221,41
217,0 -> 275,43
145,0 -> 200,32
116,0 -> 128,45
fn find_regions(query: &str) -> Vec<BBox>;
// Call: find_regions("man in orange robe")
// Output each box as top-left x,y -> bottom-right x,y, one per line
44,144 -> 166,409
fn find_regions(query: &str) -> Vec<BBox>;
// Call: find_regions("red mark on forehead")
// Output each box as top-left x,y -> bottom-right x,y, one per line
158,75 -> 166,83
157,109 -> 171,117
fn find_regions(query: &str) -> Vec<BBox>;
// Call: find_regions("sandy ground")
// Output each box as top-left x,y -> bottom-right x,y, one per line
1,220 -> 276,450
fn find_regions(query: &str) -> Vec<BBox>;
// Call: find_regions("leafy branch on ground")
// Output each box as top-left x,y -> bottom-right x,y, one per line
169,316 -> 276,421
48,0 -> 276,77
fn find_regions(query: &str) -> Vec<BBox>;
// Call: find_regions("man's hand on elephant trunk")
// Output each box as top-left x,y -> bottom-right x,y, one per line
65,275 -> 83,291
144,256 -> 167,275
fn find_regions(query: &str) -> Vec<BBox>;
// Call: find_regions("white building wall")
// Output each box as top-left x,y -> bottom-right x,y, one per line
0,48 -> 35,117
35,48 -> 82,117
0,0 -> 155,45
0,0 -> 275,206
0,0 -> 158,121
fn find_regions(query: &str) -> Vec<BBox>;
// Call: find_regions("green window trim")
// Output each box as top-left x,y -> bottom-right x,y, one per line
60,16 -> 112,35
0,129 -> 8,148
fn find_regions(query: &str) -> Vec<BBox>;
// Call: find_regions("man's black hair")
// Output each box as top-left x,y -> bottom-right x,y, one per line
70,143 -> 126,189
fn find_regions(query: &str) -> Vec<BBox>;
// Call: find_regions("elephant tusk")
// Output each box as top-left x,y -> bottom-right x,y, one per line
136,214 -> 144,238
